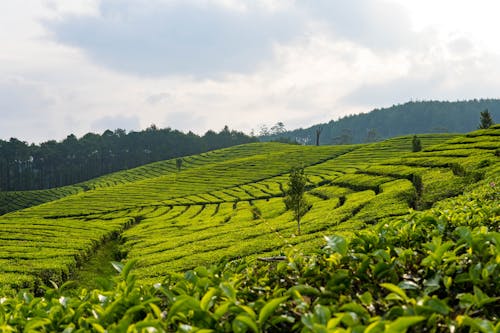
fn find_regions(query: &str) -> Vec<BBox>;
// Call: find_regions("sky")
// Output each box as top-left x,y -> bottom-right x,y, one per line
1,0 -> 500,143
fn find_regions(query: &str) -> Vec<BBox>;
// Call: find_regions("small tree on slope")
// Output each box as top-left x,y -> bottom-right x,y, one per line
284,166 -> 309,235
478,109 -> 494,129
412,135 -> 422,152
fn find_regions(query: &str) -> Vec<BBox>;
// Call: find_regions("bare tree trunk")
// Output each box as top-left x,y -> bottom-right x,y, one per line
315,127 -> 323,146
297,210 -> 301,235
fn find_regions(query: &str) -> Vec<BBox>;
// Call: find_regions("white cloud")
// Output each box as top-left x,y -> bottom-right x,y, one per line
43,0 -> 304,77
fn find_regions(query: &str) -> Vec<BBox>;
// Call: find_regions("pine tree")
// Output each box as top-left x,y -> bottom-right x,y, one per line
478,109 -> 494,129
284,167 -> 309,235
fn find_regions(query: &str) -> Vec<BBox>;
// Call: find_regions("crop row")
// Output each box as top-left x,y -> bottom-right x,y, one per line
0,216 -> 134,292
118,177 -> 418,283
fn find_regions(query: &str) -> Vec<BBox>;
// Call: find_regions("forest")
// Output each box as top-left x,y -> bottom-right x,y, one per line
2,100 -> 498,192
0,125 -> 256,191
262,99 -> 500,144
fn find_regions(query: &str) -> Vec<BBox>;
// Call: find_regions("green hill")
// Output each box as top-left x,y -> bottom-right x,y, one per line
1,129 -> 498,290
262,99 -> 500,144
0,126 -> 498,331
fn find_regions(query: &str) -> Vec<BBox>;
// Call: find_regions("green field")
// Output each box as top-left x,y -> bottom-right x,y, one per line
0,130 -> 498,290
0,127 -> 499,331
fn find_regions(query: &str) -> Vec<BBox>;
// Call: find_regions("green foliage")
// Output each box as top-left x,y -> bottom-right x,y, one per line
0,125 -> 499,333
412,135 -> 422,152
284,167 -> 309,235
0,177 -> 497,332
478,109 -> 494,129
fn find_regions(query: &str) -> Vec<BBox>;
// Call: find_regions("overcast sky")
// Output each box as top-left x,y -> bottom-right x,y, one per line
2,0 -> 500,143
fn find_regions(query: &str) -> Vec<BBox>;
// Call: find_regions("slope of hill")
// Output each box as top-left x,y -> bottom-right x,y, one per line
0,128 -> 498,293
262,99 -> 500,144
0,134 -> 458,216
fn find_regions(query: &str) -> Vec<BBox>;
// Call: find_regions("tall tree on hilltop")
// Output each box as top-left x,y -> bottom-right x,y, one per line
284,166 -> 309,235
478,109 -> 494,129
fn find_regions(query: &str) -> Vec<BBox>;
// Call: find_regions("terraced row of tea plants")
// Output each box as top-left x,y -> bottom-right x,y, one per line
2,129 -> 497,295
0,143 -> 339,214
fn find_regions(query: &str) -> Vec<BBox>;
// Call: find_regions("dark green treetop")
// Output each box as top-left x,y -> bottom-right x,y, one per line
478,109 -> 494,129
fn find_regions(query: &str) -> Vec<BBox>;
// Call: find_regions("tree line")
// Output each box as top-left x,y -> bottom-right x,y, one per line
0,125 -> 257,191
261,99 -> 500,145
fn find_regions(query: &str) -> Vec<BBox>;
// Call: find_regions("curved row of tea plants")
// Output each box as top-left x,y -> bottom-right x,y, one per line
6,144 -> 356,218
0,215 -> 137,294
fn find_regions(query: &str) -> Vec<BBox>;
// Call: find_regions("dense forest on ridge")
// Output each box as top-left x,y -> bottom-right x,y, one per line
261,99 -> 500,144
0,125 -> 256,191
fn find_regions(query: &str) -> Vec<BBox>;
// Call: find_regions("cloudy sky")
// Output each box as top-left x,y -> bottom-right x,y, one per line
2,0 -> 500,143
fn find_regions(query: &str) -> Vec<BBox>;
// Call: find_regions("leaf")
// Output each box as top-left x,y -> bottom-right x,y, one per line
385,316 -> 426,333
166,296 -> 200,322
234,314 -> 259,333
200,287 -> 218,311
324,235 -> 348,256
457,315 -> 495,333
357,292 -> 373,307
380,283 -> 409,302
258,296 -> 288,325
339,302 -> 369,318
238,305 -> 257,320
24,318 -> 51,331
338,311 -> 359,327
111,261 -> 123,274
314,305 -> 331,325
219,282 -> 237,301
364,320 -> 385,333
149,303 -> 163,319
91,323 -> 107,333
122,259 -> 138,280
326,316 -> 343,330
213,301 -> 231,320
425,298 -> 450,315
398,280 -> 419,290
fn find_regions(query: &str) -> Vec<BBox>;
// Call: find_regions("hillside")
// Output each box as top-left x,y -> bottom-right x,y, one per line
1,129 -> 498,290
262,99 -> 500,144
0,127 -> 498,331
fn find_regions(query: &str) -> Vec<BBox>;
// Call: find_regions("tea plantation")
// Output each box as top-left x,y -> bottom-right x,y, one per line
0,127 -> 498,332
